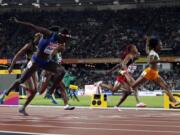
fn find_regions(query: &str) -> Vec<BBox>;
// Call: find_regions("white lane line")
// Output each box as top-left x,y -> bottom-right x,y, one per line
0,105 -> 180,111
1,121 -> 180,128
0,124 -> 180,135
1,114 -> 180,125
1,115 -> 180,124
0,130 -> 68,135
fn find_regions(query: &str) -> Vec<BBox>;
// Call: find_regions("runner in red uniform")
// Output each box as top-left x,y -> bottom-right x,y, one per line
96,44 -> 146,110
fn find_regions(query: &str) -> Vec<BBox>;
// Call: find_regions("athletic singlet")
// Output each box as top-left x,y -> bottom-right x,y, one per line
125,56 -> 137,74
127,64 -> 137,74
38,32 -> 59,55
148,50 -> 160,66
31,32 -> 60,67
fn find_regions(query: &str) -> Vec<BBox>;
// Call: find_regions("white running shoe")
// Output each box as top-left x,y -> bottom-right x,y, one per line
94,81 -> 103,87
114,106 -> 122,112
136,102 -> 146,107
64,105 -> 75,110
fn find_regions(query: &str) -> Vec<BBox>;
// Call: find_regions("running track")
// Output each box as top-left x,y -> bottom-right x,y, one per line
0,106 -> 180,135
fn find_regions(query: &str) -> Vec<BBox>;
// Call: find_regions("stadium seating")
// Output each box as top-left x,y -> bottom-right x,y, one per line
0,7 -> 179,90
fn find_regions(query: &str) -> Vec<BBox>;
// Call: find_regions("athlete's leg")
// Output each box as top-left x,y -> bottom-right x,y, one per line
72,90 -> 80,102
132,75 -> 147,90
123,75 -> 140,103
58,81 -> 68,105
116,91 -> 132,107
58,81 -> 75,110
19,73 -> 38,115
100,82 -> 121,92
154,76 -> 176,103
100,80 -> 132,107
43,62 -> 65,95
115,82 -> 132,107
39,71 -> 52,94
0,63 -> 38,104
32,71 -> 38,92
129,77 -> 146,105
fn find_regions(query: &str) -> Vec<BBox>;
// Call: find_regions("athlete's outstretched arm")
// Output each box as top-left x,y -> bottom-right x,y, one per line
121,55 -> 131,70
8,43 -> 31,73
12,17 -> 51,37
106,64 -> 120,75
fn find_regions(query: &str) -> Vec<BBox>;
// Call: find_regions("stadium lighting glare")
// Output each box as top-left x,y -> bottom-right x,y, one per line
89,2 -> 93,5
113,1 -> 119,5
0,3 -> 8,6
56,4 -> 61,7
18,3 -> 23,6
44,3 -> 48,6
75,0 -> 80,3
32,3 -> 40,8
78,2 -> 82,6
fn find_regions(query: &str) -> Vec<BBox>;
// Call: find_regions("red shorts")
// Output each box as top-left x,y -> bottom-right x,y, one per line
116,75 -> 127,83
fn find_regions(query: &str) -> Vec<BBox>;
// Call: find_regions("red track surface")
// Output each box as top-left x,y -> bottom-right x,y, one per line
0,106 -> 180,135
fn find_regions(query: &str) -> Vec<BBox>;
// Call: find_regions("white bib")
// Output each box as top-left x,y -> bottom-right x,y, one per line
44,43 -> 59,55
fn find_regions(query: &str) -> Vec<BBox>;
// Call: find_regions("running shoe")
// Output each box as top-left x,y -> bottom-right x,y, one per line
136,102 -> 146,107
64,105 -> 75,110
19,108 -> 29,116
114,106 -> 122,112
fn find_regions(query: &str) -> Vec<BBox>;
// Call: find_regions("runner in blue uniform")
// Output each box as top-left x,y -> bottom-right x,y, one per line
0,17 -> 74,110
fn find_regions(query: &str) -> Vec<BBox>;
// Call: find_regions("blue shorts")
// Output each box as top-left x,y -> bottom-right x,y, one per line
32,55 -> 50,68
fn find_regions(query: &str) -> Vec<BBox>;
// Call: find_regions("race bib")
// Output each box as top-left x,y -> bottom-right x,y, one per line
44,43 -> 59,55
127,65 -> 137,73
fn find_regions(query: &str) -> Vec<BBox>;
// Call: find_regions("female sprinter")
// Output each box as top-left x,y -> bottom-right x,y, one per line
0,17 -> 74,110
131,37 -> 179,106
7,33 -> 41,115
96,44 -> 145,110
39,52 -> 75,110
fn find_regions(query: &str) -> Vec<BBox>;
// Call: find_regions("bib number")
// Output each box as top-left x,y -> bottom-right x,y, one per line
44,43 -> 59,55
128,65 -> 137,73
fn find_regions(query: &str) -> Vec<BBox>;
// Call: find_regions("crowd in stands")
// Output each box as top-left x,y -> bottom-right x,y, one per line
0,6 -> 180,91
0,6 -> 180,58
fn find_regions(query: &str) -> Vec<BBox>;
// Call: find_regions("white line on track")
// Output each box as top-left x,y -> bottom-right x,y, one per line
0,123 -> 180,134
0,105 -> 180,111
1,113 -> 180,124
1,116 -> 180,124
1,121 -> 180,128
0,130 -> 68,135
